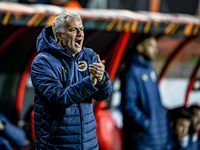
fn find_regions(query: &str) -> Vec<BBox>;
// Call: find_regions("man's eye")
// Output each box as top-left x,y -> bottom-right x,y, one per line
70,29 -> 76,32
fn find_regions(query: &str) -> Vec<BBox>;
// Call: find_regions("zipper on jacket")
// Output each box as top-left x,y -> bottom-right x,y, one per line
74,57 -> 83,150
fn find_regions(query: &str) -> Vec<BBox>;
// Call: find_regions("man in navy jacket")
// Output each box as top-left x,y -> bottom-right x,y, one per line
31,11 -> 113,149
120,34 -> 169,150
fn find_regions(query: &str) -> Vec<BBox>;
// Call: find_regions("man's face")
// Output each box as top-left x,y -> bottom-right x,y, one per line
61,17 -> 84,55
175,118 -> 191,139
192,108 -> 200,131
142,37 -> 158,60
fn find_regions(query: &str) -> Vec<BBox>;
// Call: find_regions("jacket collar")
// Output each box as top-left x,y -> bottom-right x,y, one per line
131,53 -> 151,68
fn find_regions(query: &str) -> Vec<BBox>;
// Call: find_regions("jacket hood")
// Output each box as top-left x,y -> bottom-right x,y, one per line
132,53 -> 151,68
36,26 -> 73,58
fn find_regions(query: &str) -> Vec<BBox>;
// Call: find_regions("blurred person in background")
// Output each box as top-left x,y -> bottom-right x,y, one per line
188,104 -> 200,148
188,105 -> 200,134
120,33 -> 170,150
0,112 -> 26,150
168,107 -> 198,150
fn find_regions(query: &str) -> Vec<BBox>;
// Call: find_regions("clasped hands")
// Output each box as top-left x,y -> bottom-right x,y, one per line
89,54 -> 105,85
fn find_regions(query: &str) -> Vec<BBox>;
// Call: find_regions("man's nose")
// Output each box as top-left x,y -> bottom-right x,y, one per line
183,128 -> 187,135
77,29 -> 83,36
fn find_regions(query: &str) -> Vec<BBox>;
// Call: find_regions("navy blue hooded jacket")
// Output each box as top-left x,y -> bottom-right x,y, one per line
31,26 -> 113,150
121,53 -> 169,150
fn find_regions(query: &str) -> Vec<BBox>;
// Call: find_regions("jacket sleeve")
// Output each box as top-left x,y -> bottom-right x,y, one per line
121,70 -> 150,131
92,71 -> 113,101
0,113 -> 26,147
31,55 -> 98,107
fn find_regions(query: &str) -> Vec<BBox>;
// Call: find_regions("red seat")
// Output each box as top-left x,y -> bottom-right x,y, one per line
94,101 -> 122,150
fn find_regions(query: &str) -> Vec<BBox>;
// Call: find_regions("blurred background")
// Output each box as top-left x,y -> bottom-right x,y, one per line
0,0 -> 200,149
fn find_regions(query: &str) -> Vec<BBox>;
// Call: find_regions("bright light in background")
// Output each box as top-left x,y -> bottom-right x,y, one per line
160,78 -> 200,109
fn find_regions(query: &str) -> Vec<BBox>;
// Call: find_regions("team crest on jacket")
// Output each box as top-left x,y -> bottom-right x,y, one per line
78,61 -> 87,71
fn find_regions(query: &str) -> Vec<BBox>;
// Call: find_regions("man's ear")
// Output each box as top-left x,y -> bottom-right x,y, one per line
55,31 -> 62,41
136,43 -> 144,54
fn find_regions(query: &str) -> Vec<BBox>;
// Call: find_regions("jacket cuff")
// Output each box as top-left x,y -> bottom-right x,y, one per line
96,71 -> 110,87
82,76 -> 98,94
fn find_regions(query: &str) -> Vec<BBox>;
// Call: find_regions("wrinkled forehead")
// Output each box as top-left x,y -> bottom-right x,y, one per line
65,15 -> 81,21
64,17 -> 83,28
65,16 -> 82,24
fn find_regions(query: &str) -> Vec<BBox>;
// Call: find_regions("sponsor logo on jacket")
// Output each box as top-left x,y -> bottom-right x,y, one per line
62,66 -> 68,74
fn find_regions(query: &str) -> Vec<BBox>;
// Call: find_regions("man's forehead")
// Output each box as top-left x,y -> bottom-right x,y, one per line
65,17 -> 83,27
143,37 -> 155,43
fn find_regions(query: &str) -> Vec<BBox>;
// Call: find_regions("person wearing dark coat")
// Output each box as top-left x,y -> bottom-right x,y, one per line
31,11 -> 113,149
0,112 -> 26,150
120,34 -> 169,150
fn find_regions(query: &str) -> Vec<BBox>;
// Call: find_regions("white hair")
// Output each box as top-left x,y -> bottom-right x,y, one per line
52,11 -> 82,41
